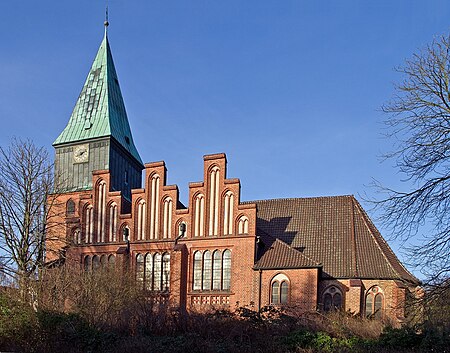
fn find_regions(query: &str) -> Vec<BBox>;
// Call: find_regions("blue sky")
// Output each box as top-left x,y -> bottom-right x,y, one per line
1,1 -> 450,278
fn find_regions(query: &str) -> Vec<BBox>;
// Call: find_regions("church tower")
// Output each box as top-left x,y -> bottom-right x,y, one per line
53,22 -> 143,200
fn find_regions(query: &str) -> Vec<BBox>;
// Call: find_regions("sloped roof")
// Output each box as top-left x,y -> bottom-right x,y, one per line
250,196 -> 418,284
255,234 -> 320,270
53,29 -> 142,165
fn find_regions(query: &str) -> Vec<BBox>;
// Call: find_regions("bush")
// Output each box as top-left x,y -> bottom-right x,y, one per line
0,290 -> 38,352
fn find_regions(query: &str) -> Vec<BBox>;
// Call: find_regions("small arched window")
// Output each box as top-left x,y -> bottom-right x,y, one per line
73,228 -> 81,245
222,249 -> 231,291
212,250 -> 222,290
92,255 -> 100,271
108,254 -> 115,269
202,251 -> 212,290
162,253 -> 170,291
122,225 -> 130,242
136,254 -> 145,286
67,199 -> 75,215
145,253 -> 154,290
365,286 -> 384,319
280,281 -> 289,304
270,274 -> 290,305
153,253 -> 162,291
178,221 -> 187,238
238,216 -> 249,235
271,282 -> 280,304
323,285 -> 343,311
84,255 -> 91,272
193,251 -> 202,290
100,254 -> 107,267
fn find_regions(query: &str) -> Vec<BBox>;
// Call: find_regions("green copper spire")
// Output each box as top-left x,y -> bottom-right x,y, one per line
53,27 -> 143,165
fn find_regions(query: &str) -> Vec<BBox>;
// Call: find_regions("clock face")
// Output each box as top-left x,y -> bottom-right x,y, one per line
73,144 -> 89,163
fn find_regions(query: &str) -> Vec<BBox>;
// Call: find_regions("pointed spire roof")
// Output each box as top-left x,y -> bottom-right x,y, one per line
53,28 -> 143,165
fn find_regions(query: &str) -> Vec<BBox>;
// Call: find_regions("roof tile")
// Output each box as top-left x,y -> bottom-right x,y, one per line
249,196 -> 418,284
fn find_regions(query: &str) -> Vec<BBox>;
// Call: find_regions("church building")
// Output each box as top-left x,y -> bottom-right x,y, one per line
47,23 -> 420,322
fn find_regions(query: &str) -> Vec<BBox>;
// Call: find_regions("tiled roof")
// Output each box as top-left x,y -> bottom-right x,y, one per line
249,196 -> 418,284
53,30 -> 142,165
254,235 -> 320,270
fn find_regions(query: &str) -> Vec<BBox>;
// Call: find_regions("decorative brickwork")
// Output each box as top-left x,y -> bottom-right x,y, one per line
46,28 -> 420,323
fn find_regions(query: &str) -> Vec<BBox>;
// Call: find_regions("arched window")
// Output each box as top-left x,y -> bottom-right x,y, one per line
67,199 -> 75,215
178,221 -> 187,238
136,254 -> 145,286
149,174 -> 160,239
97,181 -> 107,243
153,253 -> 162,291
73,228 -> 81,245
271,282 -> 280,304
202,251 -> 212,290
193,251 -> 202,290
122,225 -> 130,242
162,197 -> 173,239
84,255 -> 91,272
162,253 -> 170,291
145,253 -> 154,290
323,286 -> 343,311
100,254 -> 107,267
92,255 -> 100,271
223,191 -> 234,235
209,167 -> 220,236
270,274 -> 290,305
212,250 -> 222,290
136,199 -> 146,240
84,205 -> 94,243
108,254 -> 115,268
280,281 -> 289,304
238,216 -> 249,235
194,194 -> 205,237
222,249 -> 231,291
365,286 -> 384,319
109,202 -> 118,242
192,249 -> 232,292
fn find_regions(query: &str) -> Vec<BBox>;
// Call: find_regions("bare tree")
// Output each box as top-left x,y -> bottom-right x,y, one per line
0,138 -> 54,298
374,35 -> 450,288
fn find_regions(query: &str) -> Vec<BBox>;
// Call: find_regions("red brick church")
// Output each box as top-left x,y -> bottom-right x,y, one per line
47,24 -> 419,322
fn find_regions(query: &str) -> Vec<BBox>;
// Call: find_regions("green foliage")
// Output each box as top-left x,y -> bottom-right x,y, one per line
0,291 -> 37,352
36,310 -> 108,352
282,329 -> 362,352
378,326 -> 423,348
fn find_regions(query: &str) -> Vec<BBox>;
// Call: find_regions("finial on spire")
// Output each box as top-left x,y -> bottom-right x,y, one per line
104,5 -> 109,28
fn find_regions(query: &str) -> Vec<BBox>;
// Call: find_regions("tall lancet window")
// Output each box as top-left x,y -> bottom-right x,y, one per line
208,166 -> 220,236
97,181 -> 107,242
85,205 -> 94,243
109,202 -> 118,242
136,199 -> 146,240
238,216 -> 249,235
149,175 -> 160,239
223,191 -> 234,235
194,194 -> 205,237
162,197 -> 173,239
